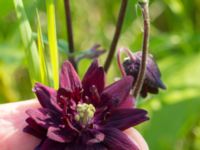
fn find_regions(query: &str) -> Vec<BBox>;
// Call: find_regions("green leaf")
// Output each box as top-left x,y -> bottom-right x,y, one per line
32,32 -> 69,54
143,98 -> 200,150
36,10 -> 48,85
139,54 -> 200,149
46,0 -> 59,88
13,0 -> 41,84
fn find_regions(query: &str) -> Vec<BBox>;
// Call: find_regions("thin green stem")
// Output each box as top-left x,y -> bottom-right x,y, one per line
104,0 -> 128,73
133,2 -> 150,98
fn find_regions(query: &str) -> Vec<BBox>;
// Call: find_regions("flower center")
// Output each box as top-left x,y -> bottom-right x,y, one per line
75,103 -> 96,126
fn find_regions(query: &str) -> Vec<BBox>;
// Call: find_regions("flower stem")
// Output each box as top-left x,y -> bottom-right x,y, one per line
104,0 -> 128,73
133,1 -> 150,98
64,0 -> 77,70
117,47 -> 135,76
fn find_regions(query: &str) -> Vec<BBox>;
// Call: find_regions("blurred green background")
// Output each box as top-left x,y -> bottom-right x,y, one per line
0,0 -> 200,149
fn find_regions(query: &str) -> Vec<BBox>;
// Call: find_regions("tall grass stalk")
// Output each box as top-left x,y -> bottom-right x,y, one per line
13,0 -> 40,84
37,10 -> 48,85
46,0 -> 59,88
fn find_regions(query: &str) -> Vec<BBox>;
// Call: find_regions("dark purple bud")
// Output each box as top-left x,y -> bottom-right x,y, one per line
123,51 -> 166,98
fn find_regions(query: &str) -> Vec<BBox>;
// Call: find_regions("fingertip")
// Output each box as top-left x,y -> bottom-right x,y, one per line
124,128 -> 149,150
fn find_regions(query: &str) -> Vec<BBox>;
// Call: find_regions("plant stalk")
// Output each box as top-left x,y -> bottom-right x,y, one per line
104,0 -> 128,72
64,0 -> 77,70
133,1 -> 150,98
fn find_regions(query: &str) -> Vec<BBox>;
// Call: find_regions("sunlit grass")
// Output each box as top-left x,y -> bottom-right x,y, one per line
37,10 -> 48,85
46,0 -> 59,89
13,0 -> 40,84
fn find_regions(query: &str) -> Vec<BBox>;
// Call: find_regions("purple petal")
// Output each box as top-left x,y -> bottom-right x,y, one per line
87,131 -> 105,145
83,59 -> 99,78
26,108 -> 60,129
103,108 -> 149,130
85,144 -> 108,150
102,128 -> 139,150
118,95 -> 135,109
39,138 -> 66,150
146,58 -> 166,89
82,60 -> 105,96
47,126 -> 74,143
100,76 -> 133,108
57,88 -> 77,109
34,83 -> 62,112
24,118 -> 46,138
65,143 -> 107,150
59,61 -> 81,91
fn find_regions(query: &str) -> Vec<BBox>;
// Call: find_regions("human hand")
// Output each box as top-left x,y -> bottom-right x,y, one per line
0,100 -> 148,150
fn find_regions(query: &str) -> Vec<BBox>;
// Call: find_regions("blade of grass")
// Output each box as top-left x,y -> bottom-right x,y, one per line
13,0 -> 41,84
32,32 -> 70,53
36,10 -> 48,85
46,0 -> 59,88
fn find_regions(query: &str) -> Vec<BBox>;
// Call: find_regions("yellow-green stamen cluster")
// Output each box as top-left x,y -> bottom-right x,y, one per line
75,103 -> 96,125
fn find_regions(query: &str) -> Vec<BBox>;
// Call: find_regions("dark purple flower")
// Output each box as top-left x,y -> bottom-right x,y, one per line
24,60 -> 149,150
123,51 -> 166,98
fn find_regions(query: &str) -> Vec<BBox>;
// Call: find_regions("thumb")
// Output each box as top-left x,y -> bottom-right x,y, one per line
0,100 -> 40,150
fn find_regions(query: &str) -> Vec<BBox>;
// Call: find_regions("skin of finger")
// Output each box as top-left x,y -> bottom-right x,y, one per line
124,128 -> 149,150
0,100 -> 148,150
0,100 -> 41,150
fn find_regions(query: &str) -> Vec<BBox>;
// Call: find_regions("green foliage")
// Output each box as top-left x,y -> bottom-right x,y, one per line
138,54 -> 200,149
37,10 -> 48,85
13,0 -> 40,84
46,0 -> 59,88
0,0 -> 200,149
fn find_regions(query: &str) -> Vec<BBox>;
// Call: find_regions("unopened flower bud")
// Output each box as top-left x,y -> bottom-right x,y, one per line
123,51 -> 166,98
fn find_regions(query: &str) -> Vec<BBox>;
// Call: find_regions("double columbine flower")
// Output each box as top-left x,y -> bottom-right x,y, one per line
24,60 -> 149,150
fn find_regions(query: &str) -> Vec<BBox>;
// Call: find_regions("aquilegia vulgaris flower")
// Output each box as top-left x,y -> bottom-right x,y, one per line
123,51 -> 166,98
24,60 -> 149,150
